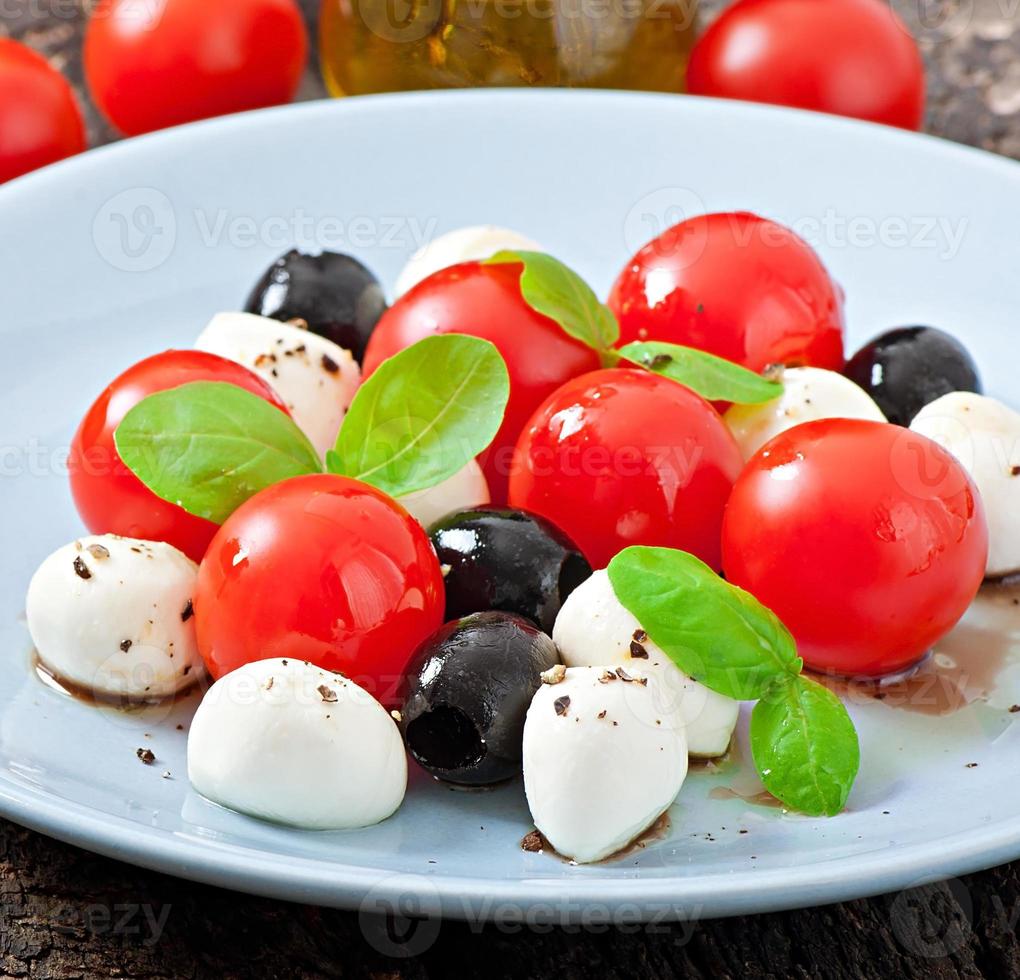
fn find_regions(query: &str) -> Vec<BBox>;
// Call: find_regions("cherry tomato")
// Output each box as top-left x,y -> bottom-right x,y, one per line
722,418 -> 988,677
83,0 -> 307,136
609,212 -> 845,375
687,0 -> 925,130
195,473 -> 445,707
362,261 -> 601,503
508,368 -> 743,570
0,39 -> 85,184
69,350 -> 289,562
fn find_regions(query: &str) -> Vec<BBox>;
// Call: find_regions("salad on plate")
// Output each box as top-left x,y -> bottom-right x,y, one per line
24,213 -> 1013,864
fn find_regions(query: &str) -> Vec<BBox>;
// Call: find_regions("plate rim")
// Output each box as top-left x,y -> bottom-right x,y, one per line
3,773 -> 1018,920
3,88 -> 1020,208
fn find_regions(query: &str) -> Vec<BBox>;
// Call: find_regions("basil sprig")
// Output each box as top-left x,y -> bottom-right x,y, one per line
618,341 -> 782,405
485,250 -> 782,404
485,250 -> 619,359
115,335 -> 509,524
607,546 -> 859,817
607,547 -> 800,700
115,381 -> 322,524
326,334 -> 509,497
750,674 -> 860,817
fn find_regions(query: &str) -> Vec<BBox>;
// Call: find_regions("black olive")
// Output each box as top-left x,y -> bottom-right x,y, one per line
429,507 -> 592,633
844,326 -> 982,426
244,249 -> 387,364
400,612 -> 559,785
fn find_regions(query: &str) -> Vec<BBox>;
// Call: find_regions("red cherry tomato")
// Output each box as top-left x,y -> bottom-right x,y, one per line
0,39 -> 85,184
69,350 -> 289,562
687,0 -> 925,130
83,0 -> 307,136
722,418 -> 988,677
195,473 -> 445,706
609,212 -> 845,375
508,368 -> 743,570
363,261 -> 601,503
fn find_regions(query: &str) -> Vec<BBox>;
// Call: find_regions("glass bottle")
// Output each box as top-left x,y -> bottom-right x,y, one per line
319,0 -> 697,96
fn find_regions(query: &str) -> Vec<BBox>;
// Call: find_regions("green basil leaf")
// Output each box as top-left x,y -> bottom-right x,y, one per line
607,546 -> 801,700
114,381 -> 322,524
619,341 -> 783,404
750,674 -> 860,816
328,334 -> 509,497
485,250 -> 619,354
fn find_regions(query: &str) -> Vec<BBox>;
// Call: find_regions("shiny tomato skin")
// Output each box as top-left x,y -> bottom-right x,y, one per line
69,350 -> 289,563
84,0 -> 307,136
195,473 -> 445,707
508,368 -> 743,570
609,212 -> 845,374
722,418 -> 988,677
687,0 -> 925,130
0,39 -> 85,183
362,261 -> 602,502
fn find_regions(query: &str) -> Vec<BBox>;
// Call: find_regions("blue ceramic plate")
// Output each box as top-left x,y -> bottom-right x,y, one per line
2,91 -> 1019,923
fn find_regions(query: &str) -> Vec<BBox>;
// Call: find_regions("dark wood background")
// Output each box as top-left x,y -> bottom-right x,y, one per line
4,1 -> 1020,976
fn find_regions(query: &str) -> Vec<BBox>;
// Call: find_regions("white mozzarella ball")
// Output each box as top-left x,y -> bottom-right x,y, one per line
911,392 -> 1020,576
397,460 -> 490,528
553,569 -> 738,757
725,366 -> 886,460
523,666 -> 687,864
26,535 -> 202,701
187,658 -> 406,829
394,225 -> 542,297
195,312 -> 360,459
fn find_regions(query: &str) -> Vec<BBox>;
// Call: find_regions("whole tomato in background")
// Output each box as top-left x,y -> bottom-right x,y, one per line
363,261 -> 602,502
608,212 -> 846,374
195,474 -> 446,708
510,368 -> 743,570
687,0 -> 925,130
722,419 -> 988,677
84,0 -> 307,136
69,350 -> 290,563
0,38 -> 85,183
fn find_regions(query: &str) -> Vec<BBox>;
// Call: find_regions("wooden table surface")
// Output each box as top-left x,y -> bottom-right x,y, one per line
4,1 -> 1020,976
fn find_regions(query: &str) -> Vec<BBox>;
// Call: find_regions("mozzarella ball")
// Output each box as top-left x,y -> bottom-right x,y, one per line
398,460 -> 490,528
394,225 -> 541,297
187,658 -> 406,829
553,569 -> 738,757
523,666 -> 687,864
911,392 -> 1020,576
26,535 -> 202,700
195,312 -> 360,459
725,366 -> 886,460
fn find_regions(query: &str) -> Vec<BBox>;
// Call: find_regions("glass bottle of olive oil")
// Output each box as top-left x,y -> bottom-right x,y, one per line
319,0 -> 697,96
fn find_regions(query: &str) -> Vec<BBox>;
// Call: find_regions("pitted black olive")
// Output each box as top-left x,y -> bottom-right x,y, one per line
244,249 -> 387,364
400,612 -> 559,785
844,326 -> 982,426
429,507 -> 592,633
